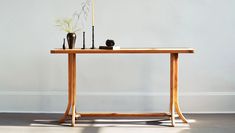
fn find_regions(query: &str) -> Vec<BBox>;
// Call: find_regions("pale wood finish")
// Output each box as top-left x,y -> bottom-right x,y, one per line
51,48 -> 193,127
71,54 -> 76,127
68,113 -> 81,118
174,54 -> 188,123
170,53 -> 176,127
59,54 -> 80,126
170,53 -> 188,127
51,48 -> 194,54
174,53 -> 188,123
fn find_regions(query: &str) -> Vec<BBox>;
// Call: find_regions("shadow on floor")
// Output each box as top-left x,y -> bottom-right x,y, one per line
1,113 -> 235,133
0,113 -> 185,127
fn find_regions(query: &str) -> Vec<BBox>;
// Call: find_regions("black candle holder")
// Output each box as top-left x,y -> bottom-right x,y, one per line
82,32 -> 85,49
62,38 -> 66,49
90,26 -> 95,49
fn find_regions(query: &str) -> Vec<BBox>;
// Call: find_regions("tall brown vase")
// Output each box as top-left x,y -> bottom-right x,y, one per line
67,33 -> 76,49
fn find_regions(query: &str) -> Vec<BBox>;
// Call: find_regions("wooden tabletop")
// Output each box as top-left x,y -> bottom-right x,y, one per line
50,48 -> 194,54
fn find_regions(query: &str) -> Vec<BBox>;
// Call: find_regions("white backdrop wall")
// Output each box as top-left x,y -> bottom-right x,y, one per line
0,0 -> 235,113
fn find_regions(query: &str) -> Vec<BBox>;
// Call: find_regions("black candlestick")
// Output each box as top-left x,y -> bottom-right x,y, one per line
82,32 -> 85,49
62,38 -> 66,49
90,26 -> 95,49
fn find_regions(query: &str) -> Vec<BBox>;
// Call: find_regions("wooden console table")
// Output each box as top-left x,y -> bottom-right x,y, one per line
50,48 -> 194,127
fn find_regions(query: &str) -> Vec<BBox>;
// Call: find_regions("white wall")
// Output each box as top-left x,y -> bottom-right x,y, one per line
0,0 -> 235,113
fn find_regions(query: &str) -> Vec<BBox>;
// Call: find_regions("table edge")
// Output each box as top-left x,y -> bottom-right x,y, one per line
50,48 -> 195,54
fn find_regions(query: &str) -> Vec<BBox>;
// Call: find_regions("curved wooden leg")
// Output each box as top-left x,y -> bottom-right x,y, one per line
59,54 -> 77,127
174,54 -> 188,123
175,102 -> 188,123
171,53 -> 188,124
71,53 -> 76,127
170,82 -> 174,126
174,77 -> 188,123
170,53 -> 176,127
170,88 -> 175,127
169,78 -> 173,114
71,105 -> 76,126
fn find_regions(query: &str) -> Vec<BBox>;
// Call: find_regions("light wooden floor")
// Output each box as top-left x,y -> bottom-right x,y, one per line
0,113 -> 234,133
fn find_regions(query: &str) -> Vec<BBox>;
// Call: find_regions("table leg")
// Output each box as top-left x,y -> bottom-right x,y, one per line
170,53 -> 176,127
170,53 -> 188,126
174,54 -> 188,123
59,54 -> 77,126
71,53 -> 76,127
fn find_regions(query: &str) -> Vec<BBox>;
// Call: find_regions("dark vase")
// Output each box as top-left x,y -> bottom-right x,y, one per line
67,33 -> 76,49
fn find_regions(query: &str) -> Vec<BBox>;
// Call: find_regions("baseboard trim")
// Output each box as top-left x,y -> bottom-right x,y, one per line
1,91 -> 235,96
1,91 -> 235,113
1,111 -> 235,114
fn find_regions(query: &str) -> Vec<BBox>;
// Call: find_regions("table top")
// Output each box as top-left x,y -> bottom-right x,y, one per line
50,48 -> 194,54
